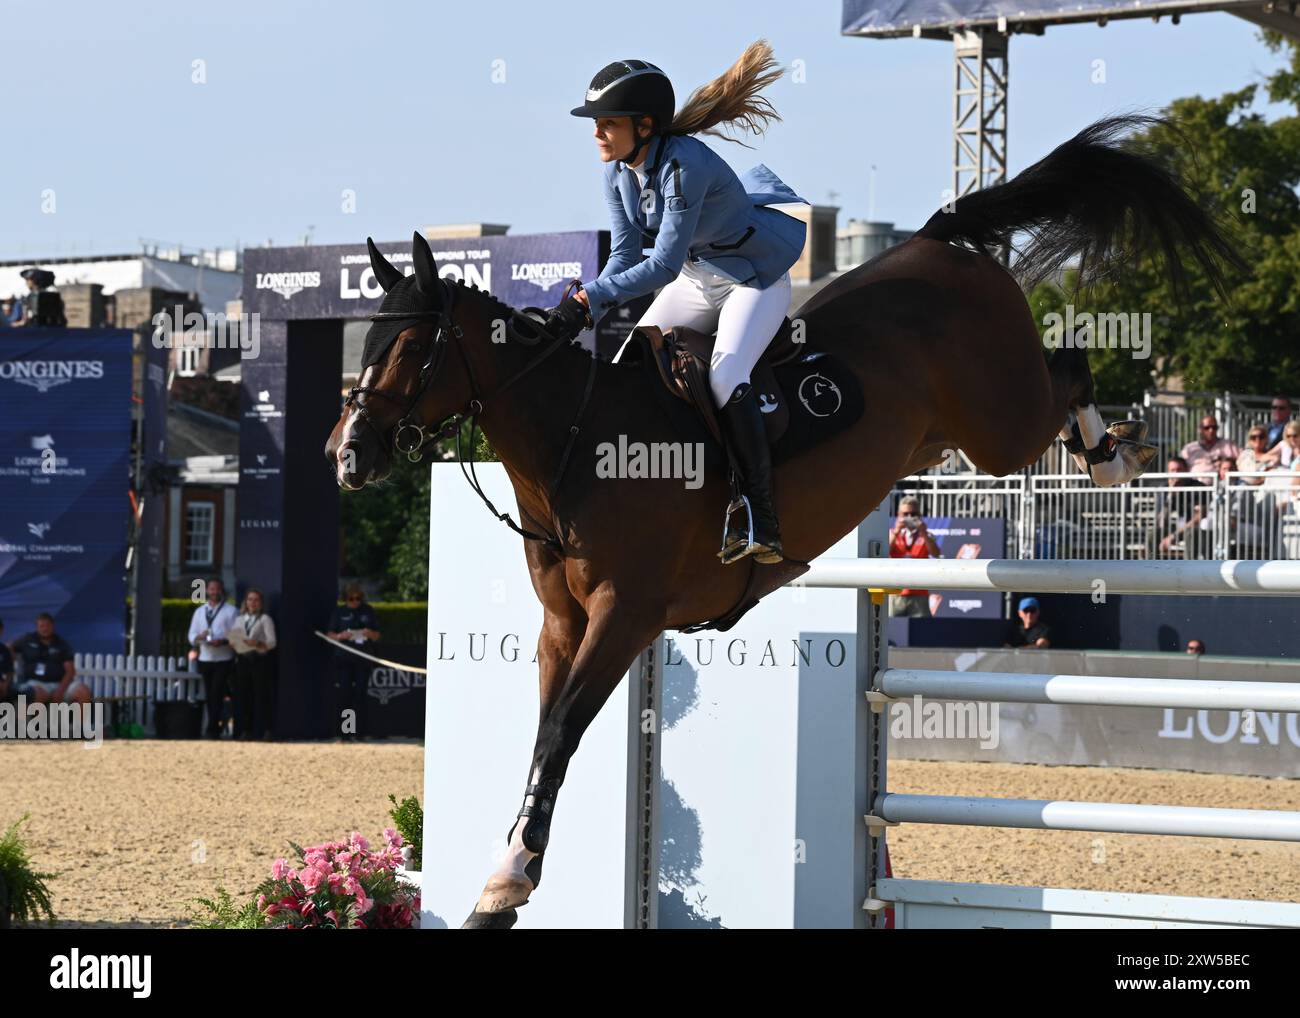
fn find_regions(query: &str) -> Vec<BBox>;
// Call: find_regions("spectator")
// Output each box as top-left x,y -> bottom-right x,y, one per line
231,588 -> 277,741
10,613 -> 88,706
187,577 -> 239,737
1232,428 -> 1283,557
15,268 -> 65,327
1237,426 -> 1278,482
1265,396 -> 1294,448
1263,422 -> 1300,511
326,583 -> 381,740
1149,457 -> 1209,558
1004,597 -> 1051,649
0,618 -> 15,705
887,497 -> 940,618
1186,639 -> 1206,655
1179,416 -> 1239,483
0,296 -> 22,328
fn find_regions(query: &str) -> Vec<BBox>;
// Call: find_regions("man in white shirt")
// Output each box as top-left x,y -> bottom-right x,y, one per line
187,577 -> 239,737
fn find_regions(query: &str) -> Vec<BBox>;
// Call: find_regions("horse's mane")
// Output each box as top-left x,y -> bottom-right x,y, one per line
447,278 -> 600,362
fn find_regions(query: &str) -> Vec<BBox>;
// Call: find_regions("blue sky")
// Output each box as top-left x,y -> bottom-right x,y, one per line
2,1 -> 1288,260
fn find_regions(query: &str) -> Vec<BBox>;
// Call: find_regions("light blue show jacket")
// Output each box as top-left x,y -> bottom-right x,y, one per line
581,132 -> 809,316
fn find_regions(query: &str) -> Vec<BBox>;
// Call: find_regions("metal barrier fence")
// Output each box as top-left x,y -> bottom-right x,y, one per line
890,471 -> 1300,561
908,390 -> 1299,479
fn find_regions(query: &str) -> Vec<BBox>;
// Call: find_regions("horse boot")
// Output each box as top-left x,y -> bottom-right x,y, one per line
718,383 -> 784,565
462,775 -> 559,929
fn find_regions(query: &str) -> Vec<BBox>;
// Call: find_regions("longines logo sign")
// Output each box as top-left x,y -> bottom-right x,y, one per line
0,359 -> 105,394
367,666 -> 426,705
254,270 -> 321,300
511,261 -> 583,292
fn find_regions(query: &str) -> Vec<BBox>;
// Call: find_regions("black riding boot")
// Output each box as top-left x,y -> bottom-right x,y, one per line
719,383 -> 783,564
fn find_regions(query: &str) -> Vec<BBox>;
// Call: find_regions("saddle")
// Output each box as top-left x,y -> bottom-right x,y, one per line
634,317 -> 804,447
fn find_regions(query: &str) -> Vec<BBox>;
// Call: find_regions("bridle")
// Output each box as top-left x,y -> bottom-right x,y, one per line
342,278 -> 598,553
343,278 -> 463,463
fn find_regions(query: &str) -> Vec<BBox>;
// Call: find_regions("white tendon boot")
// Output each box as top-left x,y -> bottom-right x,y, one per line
1060,407 -> 1157,487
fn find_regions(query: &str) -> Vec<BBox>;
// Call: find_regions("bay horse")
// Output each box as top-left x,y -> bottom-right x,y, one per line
325,116 -> 1237,928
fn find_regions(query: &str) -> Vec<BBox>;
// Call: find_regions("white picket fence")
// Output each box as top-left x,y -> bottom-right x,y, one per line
74,653 -> 202,733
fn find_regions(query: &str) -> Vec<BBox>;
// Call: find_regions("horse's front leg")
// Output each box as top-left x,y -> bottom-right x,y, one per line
462,600 -> 585,928
463,584 -> 660,929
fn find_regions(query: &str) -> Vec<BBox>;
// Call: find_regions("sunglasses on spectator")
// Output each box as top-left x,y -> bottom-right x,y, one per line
1249,433 -> 1266,440
1200,423 -> 1218,430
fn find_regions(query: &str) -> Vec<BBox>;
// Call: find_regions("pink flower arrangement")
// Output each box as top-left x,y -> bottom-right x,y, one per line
255,828 -> 418,929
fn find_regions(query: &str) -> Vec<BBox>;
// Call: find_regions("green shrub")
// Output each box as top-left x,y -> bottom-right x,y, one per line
162,599 -> 428,658
388,795 -> 423,871
188,887 -> 264,929
0,815 -> 56,927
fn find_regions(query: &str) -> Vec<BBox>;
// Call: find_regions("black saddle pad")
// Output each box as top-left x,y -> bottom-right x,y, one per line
766,351 -> 864,464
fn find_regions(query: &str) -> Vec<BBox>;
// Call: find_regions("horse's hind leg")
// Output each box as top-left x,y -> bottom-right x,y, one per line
462,584 -> 660,929
1052,345 -> 1157,486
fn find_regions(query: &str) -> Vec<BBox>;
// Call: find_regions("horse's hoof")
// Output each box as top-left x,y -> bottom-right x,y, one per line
462,908 -> 518,929
1107,419 -> 1148,443
1121,440 -> 1159,474
475,874 -> 533,913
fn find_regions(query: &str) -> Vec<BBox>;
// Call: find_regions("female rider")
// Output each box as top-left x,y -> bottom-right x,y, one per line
548,41 -> 809,565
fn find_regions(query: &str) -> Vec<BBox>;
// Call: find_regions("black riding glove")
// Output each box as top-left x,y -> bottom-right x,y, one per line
545,295 -> 591,341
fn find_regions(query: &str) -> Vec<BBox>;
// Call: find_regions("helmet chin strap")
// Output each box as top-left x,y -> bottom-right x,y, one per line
618,117 -> 654,165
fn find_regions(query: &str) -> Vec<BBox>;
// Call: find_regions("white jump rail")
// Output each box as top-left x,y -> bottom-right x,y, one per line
792,554 -> 1300,929
878,668 -> 1300,711
877,794 -> 1300,842
801,557 -> 1300,595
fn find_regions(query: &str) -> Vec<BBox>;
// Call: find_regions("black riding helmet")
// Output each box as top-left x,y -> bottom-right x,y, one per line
570,59 -> 675,165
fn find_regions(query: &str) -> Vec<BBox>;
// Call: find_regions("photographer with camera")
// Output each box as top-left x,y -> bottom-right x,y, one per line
888,497 -> 940,618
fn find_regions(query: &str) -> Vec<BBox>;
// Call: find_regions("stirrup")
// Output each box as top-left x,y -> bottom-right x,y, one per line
718,495 -> 783,565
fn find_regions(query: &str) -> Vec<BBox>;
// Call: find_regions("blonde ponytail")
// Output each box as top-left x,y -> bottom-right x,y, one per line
667,40 -> 784,149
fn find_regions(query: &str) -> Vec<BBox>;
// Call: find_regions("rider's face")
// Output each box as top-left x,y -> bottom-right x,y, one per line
592,116 -> 651,164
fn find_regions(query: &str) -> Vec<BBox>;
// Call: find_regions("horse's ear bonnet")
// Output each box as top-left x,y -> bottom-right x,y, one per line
361,275 -> 441,369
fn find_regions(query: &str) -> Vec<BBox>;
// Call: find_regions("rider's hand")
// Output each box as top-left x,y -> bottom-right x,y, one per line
546,295 -> 591,341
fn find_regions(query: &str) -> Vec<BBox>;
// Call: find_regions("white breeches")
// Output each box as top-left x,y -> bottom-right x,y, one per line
614,260 -> 792,407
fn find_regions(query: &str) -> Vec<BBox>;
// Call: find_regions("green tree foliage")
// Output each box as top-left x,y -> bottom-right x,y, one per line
1027,34 -> 1300,403
338,421 -> 497,599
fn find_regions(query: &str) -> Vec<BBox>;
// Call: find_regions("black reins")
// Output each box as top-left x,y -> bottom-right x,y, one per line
344,279 -> 597,554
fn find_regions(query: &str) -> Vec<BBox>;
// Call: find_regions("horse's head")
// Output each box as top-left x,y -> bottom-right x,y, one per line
325,231 -> 462,490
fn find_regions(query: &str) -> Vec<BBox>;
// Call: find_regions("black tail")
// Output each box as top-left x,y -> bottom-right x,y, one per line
917,114 -> 1243,299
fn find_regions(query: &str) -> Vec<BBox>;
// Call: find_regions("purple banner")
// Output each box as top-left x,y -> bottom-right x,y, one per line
243,233 -> 603,320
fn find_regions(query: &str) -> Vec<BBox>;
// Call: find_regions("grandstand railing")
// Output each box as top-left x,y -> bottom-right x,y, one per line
891,471 -> 1300,563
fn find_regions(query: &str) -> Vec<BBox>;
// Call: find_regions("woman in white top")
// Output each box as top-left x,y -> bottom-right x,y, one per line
232,588 -> 277,740
1262,423 -> 1300,509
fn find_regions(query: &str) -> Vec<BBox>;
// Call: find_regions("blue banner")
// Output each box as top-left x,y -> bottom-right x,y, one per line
924,515 -> 1006,618
0,329 -> 133,653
